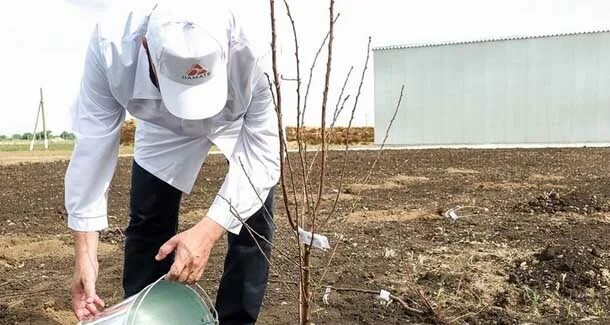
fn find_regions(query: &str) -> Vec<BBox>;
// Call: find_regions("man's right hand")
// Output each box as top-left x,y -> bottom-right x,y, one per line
71,231 -> 105,320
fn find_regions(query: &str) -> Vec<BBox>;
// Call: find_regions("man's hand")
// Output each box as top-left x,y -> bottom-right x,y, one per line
71,231 -> 105,320
156,217 -> 225,284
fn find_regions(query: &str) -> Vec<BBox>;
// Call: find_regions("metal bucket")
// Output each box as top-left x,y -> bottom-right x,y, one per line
78,276 -> 218,325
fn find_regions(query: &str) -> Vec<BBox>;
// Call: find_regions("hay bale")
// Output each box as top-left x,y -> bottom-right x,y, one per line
120,120 -> 136,145
285,127 -> 373,145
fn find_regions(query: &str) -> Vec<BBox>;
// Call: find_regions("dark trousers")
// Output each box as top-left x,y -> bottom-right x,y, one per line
123,162 -> 275,325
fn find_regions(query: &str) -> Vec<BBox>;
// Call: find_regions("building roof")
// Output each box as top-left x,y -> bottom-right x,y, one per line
373,29 -> 610,51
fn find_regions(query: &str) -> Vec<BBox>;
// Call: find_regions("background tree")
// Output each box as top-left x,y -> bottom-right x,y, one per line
59,131 -> 76,140
20,133 -> 33,140
36,130 -> 53,139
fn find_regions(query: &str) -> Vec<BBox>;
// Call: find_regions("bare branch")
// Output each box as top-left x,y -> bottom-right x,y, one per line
282,0 -> 313,225
264,73 -> 277,109
416,288 -> 445,324
269,0 -> 298,231
358,85 -> 405,189
298,3 -> 337,322
283,0 -> 302,119
237,158 -> 301,248
323,37 -> 372,225
305,66 -> 354,181
264,72 -> 302,229
331,67 -> 354,123
447,304 -> 489,324
267,280 -> 428,317
311,0 -> 335,229
316,85 -> 406,290
214,194 -> 301,301
301,14 -> 341,127
214,194 -> 301,270
280,75 -> 300,82
324,285 -> 427,317
300,14 -> 340,214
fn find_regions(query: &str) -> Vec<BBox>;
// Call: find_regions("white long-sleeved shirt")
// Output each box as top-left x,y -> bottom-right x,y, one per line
65,3 -> 280,235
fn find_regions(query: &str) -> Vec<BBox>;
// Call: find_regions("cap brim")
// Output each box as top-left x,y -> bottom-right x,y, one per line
158,67 -> 228,120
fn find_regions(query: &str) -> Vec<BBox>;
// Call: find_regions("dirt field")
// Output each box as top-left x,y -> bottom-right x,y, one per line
1,148 -> 610,324
0,146 -> 134,166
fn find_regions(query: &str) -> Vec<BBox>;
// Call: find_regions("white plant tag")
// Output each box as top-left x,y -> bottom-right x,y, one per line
448,210 -> 459,221
298,227 -> 331,251
443,209 -> 459,221
322,287 -> 332,305
379,289 -> 391,302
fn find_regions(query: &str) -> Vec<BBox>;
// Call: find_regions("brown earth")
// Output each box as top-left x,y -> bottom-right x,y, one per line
1,148 -> 610,324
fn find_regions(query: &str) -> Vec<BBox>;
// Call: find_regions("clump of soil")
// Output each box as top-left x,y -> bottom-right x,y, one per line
0,303 -> 7,318
515,190 -> 609,214
99,228 -> 125,244
509,245 -> 610,298
463,308 -> 519,325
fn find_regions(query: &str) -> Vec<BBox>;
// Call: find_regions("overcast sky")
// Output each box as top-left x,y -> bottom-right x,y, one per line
1,0 -> 609,135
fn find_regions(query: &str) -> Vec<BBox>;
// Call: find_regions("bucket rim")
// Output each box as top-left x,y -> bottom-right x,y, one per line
126,274 -> 219,325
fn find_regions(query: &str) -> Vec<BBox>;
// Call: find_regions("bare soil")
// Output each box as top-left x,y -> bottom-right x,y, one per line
1,148 -> 610,324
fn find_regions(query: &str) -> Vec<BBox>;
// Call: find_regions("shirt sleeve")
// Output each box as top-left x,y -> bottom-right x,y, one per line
206,22 -> 280,234
65,27 -> 126,232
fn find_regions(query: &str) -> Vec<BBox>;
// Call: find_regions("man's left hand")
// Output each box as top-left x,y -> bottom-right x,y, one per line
155,217 -> 225,284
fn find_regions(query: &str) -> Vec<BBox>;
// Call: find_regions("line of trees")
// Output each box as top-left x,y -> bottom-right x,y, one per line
0,131 -> 76,141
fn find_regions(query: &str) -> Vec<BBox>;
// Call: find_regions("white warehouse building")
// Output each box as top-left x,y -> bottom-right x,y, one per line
373,30 -> 610,147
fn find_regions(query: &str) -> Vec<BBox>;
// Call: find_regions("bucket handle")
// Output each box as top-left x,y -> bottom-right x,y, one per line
127,274 -> 167,323
192,282 -> 219,324
130,274 -> 219,325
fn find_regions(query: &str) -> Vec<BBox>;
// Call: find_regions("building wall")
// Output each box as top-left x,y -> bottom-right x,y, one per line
374,32 -> 610,146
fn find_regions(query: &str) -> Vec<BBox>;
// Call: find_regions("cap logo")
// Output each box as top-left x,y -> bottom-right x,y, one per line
183,64 -> 210,80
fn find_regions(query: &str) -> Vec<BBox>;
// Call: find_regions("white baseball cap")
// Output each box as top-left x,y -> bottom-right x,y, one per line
146,2 -> 228,120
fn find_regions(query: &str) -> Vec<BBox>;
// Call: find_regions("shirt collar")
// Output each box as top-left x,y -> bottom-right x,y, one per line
132,44 -> 162,100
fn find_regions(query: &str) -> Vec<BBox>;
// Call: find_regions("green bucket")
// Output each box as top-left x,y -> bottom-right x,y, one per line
78,276 -> 218,325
